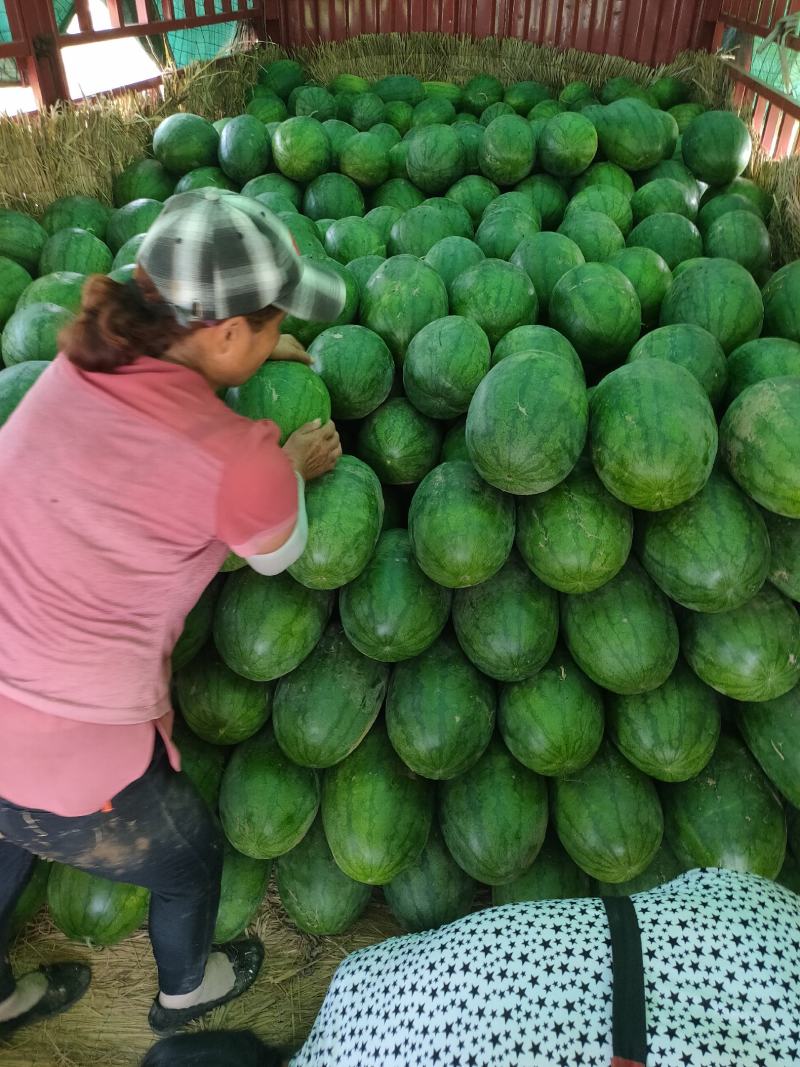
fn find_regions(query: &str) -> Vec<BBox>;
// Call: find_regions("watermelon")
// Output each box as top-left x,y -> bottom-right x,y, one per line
669,102 -> 706,131
171,578 -> 221,672
260,59 -> 307,99
738,686 -> 800,807
498,643 -> 604,776
636,158 -> 699,194
663,734 -> 785,878
682,110 -> 751,184
696,193 -> 760,236
112,159 -> 176,206
589,360 -> 717,511
339,132 -> 390,189
1,303 -> 74,366
213,844 -> 271,942
0,256 -> 32,326
763,512 -> 800,601
762,261 -> 800,343
412,97 -> 456,127
514,174 -> 570,229
451,551 -> 558,682
272,118 -> 331,182
478,114 -> 535,186
607,657 -> 721,782
606,247 -> 672,328
388,202 -> 471,258
636,469 -> 771,613
561,558 -> 679,695
0,209 -> 48,272
408,460 -> 514,588
482,191 -> 539,222
374,75 -> 426,107
492,834 -> 592,904
446,175 -> 500,223
557,209 -> 625,263
474,208 -> 539,260
322,724 -> 433,884
596,840 -> 686,897
626,323 -> 726,407
41,195 -> 110,240
402,315 -> 490,419
39,227 -> 113,276
510,232 -> 585,317
538,113 -> 598,177
726,337 -> 800,404
659,257 -> 764,354
600,77 -> 640,104
106,199 -> 163,254
172,720 -> 225,810
242,173 -> 302,207
706,210 -> 770,275
626,212 -> 701,271
553,740 -> 664,883
48,866 -> 149,946
572,161 -> 636,199
294,87 -> 337,121
152,113 -> 219,175
345,254 -> 384,297
567,185 -> 633,235
349,92 -> 386,131
370,178 -> 425,212
466,350 -> 586,495
246,94 -> 289,126
426,81 -> 463,105
309,324 -> 392,420
491,324 -> 582,374
273,622 -> 389,768
480,102 -> 515,126
385,100 -> 414,134
529,100 -> 566,120
440,736 -> 548,885
504,80 -> 550,114
405,124 -> 465,194
227,361 -> 331,444
111,235 -> 146,270
549,262 -> 641,368
18,271 -> 86,315
214,570 -> 333,683
461,75 -> 504,115
699,175 -> 772,219
321,119 -> 358,164
364,205 -> 402,242
597,98 -> 666,171
339,529 -> 451,662
0,361 -> 49,426
424,235 -> 485,296
176,650 -> 272,746
324,216 -> 385,264
9,859 -> 50,937
384,825 -> 476,931
218,115 -> 271,184
450,260 -> 537,349
721,376 -> 800,518
515,458 -> 633,593
386,632 -> 495,780
630,178 -> 697,224
441,419 -> 468,462
361,255 -> 448,363
370,123 -> 402,151
357,397 -> 442,484
651,76 -> 690,109
276,817 -> 371,934
680,584 -> 800,702
290,456 -> 383,590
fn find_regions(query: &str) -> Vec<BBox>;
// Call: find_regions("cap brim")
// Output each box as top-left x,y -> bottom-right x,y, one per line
274,258 -> 347,323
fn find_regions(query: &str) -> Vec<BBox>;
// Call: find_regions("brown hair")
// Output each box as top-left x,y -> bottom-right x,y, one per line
61,270 -> 280,373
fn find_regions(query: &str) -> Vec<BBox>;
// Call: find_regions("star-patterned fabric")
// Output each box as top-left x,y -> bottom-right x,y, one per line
290,868 -> 800,1067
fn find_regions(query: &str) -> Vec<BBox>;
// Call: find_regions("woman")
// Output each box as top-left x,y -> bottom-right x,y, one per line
0,189 -> 344,1040
142,868 -> 800,1066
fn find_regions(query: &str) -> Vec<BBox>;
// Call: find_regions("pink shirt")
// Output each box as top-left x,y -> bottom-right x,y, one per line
0,354 -> 297,816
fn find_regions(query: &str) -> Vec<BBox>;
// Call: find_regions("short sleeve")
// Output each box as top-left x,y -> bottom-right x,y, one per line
216,420 -> 299,556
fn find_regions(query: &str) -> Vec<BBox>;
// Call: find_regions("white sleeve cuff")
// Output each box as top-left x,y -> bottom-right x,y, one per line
246,473 -> 308,577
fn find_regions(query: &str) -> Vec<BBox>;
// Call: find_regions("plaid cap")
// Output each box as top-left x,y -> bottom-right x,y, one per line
136,188 -> 346,326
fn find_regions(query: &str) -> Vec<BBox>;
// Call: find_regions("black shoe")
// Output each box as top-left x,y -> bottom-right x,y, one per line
0,963 -> 91,1043
148,939 -> 265,1038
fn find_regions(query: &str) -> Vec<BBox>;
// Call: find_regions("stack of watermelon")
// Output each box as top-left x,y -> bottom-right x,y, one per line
4,57 -> 800,945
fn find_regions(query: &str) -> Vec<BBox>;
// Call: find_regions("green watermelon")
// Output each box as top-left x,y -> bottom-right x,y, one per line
597,98 -> 666,171
289,456 -> 383,590
478,114 -> 535,186
273,622 -> 389,769
321,119 -> 358,165
510,232 -> 585,317
482,191 -> 540,222
596,840 -> 686,897
762,261 -> 800,344
663,734 -> 785,877
41,195 -> 110,240
553,740 -> 663,882
572,161 -> 635,199
738,686 -> 800,807
385,633 -> 495,780
451,551 -> 559,682
726,337 -> 800,404
112,159 -> 176,206
349,92 -> 386,131
357,397 -> 442,484
561,558 -> 679,695
412,97 -> 456,127
491,325 -> 582,374
405,124 -> 465,193
48,866 -> 149,946
324,216 -> 385,263
626,212 -> 702,271
220,727 -> 319,858
529,100 -> 566,120
721,376 -> 800,518
424,236 -> 486,296
260,59 -> 307,99
515,458 -> 633,593
604,246 -> 671,328
0,256 -> 32,326
385,100 -> 414,134
152,113 -> 219,174
659,257 -> 763,354
651,76 -> 690,109
1,302 -> 74,366
514,173 -> 570,229
17,271 -> 85,315
705,210 -> 771,275
111,234 -> 147,270
504,81 -> 550,114
557,209 -> 625,263
492,834 -> 592,904
589,360 -> 717,511
370,178 -> 425,212
276,817 -> 371,934
369,122 -> 402,152
9,859 -> 50,937
373,75 -> 426,107
364,205 -> 402,242
630,178 -> 697,224
388,202 -> 472,258
171,578 -> 221,671
309,324 -> 392,419
214,844 -> 271,942
669,102 -> 706,131
227,361 -> 331,444
480,102 -> 515,126
475,208 -> 540,260
344,253 -> 385,297
402,315 -> 490,419
626,323 -> 726,407
272,117 -> 331,182
466,351 -> 587,495
322,724 -> 433,884
699,176 -> 772,220
635,158 -> 699,194
549,262 -> 641,368
218,115 -> 271,184
340,529 -> 451,662
440,736 -> 548,885
636,470 -> 770,613
245,94 -> 288,125
176,650 -> 271,746
461,74 -> 504,115
384,826 -> 476,931
498,643 -> 604,776
294,86 -> 337,121
763,512 -> 800,601
361,255 -> 449,363
696,193 -> 760,236
0,361 -> 49,426
172,720 -> 225,810
538,112 -> 598,177
242,173 -> 302,206
214,570 -> 333,683
680,584 -> 800,702
607,658 -> 721,782
425,81 -> 463,105
339,132 -> 390,189
560,80 -> 594,107
567,185 -> 633,235
106,198 -> 163,254
445,175 -> 501,223
682,110 -> 751,184
39,227 -> 113,276
0,209 -> 48,272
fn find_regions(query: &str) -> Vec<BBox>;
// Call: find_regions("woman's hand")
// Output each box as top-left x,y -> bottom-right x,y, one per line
271,334 -> 313,365
283,420 -> 342,481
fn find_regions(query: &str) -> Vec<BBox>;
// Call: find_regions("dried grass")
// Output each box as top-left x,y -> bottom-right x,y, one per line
750,152 -> 800,265
5,883 -> 401,1067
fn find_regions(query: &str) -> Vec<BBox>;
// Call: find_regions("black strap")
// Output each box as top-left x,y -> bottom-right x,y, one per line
602,895 -> 648,1067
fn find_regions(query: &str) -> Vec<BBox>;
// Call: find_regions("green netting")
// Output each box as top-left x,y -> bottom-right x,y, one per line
751,39 -> 800,102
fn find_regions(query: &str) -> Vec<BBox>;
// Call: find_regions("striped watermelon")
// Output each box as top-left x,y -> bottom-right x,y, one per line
492,834 -> 592,904
510,232 -> 585,317
763,511 -> 800,601
309,324 -> 393,420
384,826 -> 476,932
227,361 -> 331,445
1,302 -> 74,366
357,397 -> 442,485
659,258 -> 763,354
112,158 -> 176,206
39,228 -> 113,275
738,686 -> 800,808
626,212 -> 702,270
213,843 -> 271,943
450,259 -> 538,348
106,199 -> 163,254
0,256 -> 32,326
762,261 -> 800,343
726,337 -> 800,404
549,262 -> 641,369
0,361 -> 49,426
0,210 -> 48,272
361,255 -> 449,362
176,650 -> 271,746
681,110 -> 752,184
606,246 -> 673,329
626,323 -> 727,407
48,867 -> 149,946
41,195 -> 111,239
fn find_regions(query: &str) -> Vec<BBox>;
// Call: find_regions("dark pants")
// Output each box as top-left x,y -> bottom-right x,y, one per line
0,739 -> 223,1000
